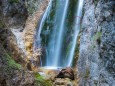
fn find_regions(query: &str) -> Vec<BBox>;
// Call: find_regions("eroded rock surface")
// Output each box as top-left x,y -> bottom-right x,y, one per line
78,0 -> 115,85
0,43 -> 53,86
0,0 -> 49,70
54,78 -> 76,86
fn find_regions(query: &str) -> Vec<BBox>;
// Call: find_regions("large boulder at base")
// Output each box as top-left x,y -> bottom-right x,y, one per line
55,67 -> 74,80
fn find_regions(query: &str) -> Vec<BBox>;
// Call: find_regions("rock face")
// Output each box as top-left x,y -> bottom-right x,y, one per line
0,0 -> 49,70
0,43 -> 34,86
0,0 -> 53,85
0,43 -> 53,86
78,0 -> 115,86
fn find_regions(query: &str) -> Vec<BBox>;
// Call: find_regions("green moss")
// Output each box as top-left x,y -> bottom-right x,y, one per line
92,31 -> 102,45
34,73 -> 53,86
28,6 -> 35,15
94,0 -> 99,7
0,44 -> 21,72
90,44 -> 96,50
94,80 -> 98,86
5,53 -> 22,70
84,68 -> 90,78
0,21 -> 5,28
93,32 -> 102,40
9,0 -> 19,4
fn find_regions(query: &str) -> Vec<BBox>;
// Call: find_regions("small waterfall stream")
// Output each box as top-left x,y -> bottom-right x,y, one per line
35,0 -> 84,68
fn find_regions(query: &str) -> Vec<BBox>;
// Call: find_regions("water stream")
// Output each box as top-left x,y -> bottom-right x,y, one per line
35,0 -> 84,68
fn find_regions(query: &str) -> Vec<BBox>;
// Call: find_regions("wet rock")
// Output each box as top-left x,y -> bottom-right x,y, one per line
55,67 -> 74,80
37,67 -> 60,82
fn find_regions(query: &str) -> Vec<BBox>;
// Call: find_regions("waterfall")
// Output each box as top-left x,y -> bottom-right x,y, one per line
35,0 -> 84,68
48,0 -> 69,67
34,0 -> 52,48
67,0 -> 84,66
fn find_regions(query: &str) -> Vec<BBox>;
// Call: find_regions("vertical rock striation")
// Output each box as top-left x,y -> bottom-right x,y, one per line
78,0 -> 115,85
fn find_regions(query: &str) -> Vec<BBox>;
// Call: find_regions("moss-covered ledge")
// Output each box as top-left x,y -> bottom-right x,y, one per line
0,43 -> 22,72
0,43 -> 53,86
34,73 -> 53,86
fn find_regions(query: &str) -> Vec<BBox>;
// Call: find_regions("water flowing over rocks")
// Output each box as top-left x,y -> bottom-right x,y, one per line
0,0 -> 115,86
78,0 -> 115,85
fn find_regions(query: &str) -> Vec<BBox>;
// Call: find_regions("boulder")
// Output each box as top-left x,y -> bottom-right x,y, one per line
55,67 -> 74,80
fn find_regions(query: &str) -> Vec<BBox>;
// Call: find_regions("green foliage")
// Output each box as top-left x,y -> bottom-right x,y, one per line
9,0 -> 19,4
34,73 -> 53,86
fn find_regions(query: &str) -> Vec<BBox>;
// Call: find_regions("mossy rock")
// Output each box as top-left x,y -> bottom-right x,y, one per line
92,31 -> 102,45
28,6 -> 35,15
92,32 -> 102,41
84,68 -> 90,78
94,0 -> 99,7
34,73 -> 53,86
8,0 -> 19,4
0,43 -> 22,73
0,21 -> 5,29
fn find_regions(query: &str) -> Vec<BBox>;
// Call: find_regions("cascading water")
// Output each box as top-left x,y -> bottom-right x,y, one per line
34,0 -> 52,48
67,0 -> 84,66
35,0 -> 84,68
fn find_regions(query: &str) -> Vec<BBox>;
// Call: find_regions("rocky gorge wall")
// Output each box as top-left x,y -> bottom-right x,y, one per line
78,0 -> 115,86
0,0 -> 49,70
0,0 -> 53,85
0,0 -> 115,86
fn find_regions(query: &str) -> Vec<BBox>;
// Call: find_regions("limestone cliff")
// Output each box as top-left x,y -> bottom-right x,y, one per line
78,0 -> 115,85
0,0 -> 49,69
0,0 -> 53,86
